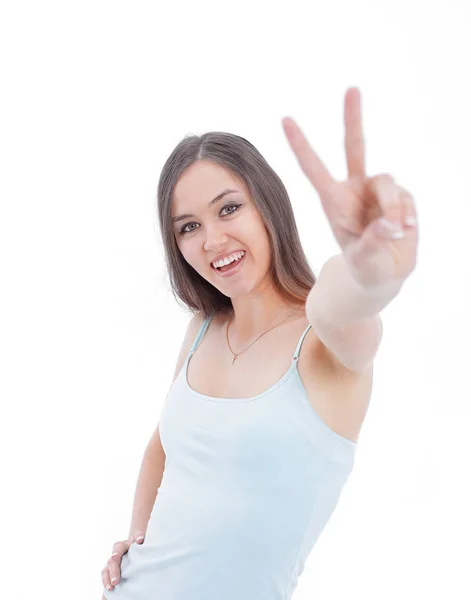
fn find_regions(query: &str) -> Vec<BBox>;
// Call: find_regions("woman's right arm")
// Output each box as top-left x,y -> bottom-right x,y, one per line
126,423 -> 166,538
101,312 -> 204,596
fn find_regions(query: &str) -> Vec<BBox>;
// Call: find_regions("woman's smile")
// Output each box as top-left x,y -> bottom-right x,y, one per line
211,251 -> 247,278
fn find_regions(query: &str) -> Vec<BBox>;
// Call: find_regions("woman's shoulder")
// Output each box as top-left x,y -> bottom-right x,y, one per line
170,312 -> 203,382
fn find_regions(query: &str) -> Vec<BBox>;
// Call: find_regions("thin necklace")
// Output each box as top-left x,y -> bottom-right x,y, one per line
226,306 -> 300,365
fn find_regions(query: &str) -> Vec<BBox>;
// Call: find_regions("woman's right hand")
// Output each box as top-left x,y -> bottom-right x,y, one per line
101,531 -> 146,592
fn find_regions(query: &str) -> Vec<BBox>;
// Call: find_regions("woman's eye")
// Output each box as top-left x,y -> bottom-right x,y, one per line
220,203 -> 240,216
179,203 -> 241,235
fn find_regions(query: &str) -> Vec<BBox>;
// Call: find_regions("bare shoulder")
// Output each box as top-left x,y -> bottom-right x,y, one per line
171,311 -> 206,382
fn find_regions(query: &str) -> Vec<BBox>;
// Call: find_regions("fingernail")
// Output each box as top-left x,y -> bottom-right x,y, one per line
136,536 -> 144,542
111,577 -> 118,583
111,552 -> 118,557
377,218 -> 405,239
404,216 -> 416,227
106,585 -> 112,590
380,218 -> 402,231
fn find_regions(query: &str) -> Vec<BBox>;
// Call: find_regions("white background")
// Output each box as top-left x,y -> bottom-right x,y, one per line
1,1 -> 470,599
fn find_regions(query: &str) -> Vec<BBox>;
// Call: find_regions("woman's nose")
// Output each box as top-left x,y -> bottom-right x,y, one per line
203,226 -> 229,251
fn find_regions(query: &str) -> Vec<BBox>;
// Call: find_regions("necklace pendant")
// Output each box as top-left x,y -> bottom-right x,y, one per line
232,354 -> 237,365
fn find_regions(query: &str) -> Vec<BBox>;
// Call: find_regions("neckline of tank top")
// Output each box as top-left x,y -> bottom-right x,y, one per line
182,315 -> 310,403
183,347 -> 299,403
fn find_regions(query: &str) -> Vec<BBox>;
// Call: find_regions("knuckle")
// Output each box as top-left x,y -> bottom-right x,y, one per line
375,173 -> 395,184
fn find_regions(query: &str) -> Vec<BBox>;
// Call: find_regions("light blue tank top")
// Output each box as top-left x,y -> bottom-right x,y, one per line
103,314 -> 357,600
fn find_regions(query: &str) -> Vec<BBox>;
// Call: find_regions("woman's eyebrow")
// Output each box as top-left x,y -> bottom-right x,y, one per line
171,189 -> 239,224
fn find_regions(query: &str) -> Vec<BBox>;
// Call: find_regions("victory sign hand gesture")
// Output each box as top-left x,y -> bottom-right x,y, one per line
282,87 -> 418,289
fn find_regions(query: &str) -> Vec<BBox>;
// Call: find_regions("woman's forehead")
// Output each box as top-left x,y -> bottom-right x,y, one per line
172,164 -> 248,212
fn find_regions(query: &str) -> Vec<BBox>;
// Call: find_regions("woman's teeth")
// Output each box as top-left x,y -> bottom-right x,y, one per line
217,254 -> 243,271
213,251 -> 245,269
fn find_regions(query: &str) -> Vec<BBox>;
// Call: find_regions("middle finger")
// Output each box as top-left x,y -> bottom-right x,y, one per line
344,87 -> 366,180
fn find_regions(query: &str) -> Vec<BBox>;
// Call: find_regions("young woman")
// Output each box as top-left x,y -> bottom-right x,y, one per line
101,88 -> 418,599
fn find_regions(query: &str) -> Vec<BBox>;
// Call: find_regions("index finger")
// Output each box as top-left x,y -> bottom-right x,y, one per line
281,116 -> 337,200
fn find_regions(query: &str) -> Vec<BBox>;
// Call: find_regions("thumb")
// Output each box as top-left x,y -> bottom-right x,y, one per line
345,219 -> 385,265
133,531 -> 146,544
352,217 -> 403,260
343,219 -> 395,287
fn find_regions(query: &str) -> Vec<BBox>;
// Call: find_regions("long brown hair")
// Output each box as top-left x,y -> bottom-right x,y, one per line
156,131 -> 316,319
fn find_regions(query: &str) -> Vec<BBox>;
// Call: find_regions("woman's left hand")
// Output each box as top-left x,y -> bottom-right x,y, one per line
282,87 -> 419,289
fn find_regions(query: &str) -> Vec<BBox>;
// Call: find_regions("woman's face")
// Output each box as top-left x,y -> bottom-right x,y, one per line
171,160 -> 272,297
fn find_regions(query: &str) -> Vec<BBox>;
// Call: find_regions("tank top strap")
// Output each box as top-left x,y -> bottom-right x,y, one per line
189,313 -> 215,356
293,322 -> 312,362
